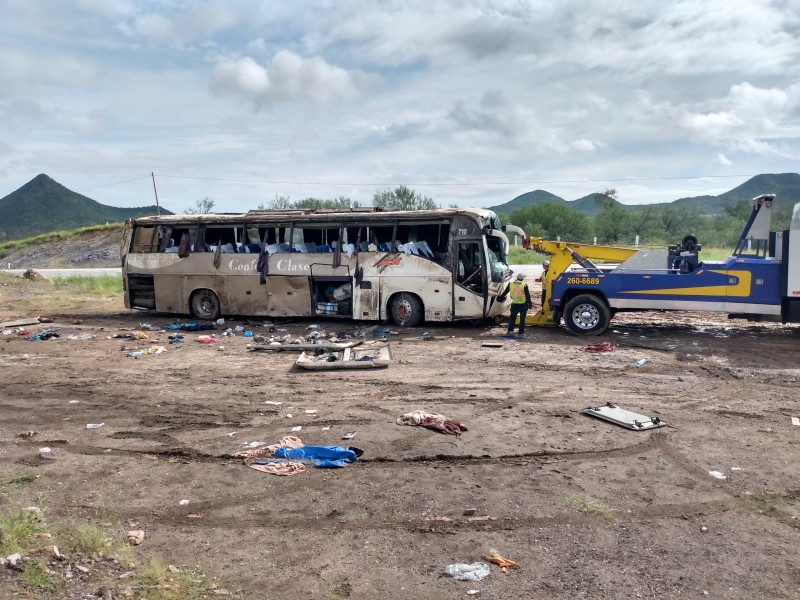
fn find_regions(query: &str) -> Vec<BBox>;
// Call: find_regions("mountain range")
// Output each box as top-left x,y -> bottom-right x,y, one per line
488,173 -> 800,216
0,174 -> 169,242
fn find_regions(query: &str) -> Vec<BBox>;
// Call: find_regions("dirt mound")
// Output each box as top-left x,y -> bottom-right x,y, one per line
2,228 -> 121,268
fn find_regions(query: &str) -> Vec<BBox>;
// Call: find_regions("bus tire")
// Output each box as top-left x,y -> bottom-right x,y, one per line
563,294 -> 610,336
389,293 -> 423,327
190,289 -> 221,321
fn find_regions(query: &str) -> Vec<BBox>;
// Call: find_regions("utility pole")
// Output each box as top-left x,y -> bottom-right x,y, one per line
151,172 -> 161,216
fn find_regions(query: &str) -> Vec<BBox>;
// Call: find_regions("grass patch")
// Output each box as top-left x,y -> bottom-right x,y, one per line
736,493 -> 792,518
566,493 -> 615,520
136,559 -> 221,600
21,558 -> 62,591
0,469 -> 38,503
51,274 -> 122,295
0,505 -> 48,555
57,521 -> 114,557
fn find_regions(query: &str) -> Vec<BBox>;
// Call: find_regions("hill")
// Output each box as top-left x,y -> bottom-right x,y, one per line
489,173 -> 800,216
0,174 -> 170,242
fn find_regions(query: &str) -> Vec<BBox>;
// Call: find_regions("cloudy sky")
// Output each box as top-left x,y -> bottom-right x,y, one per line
2,0 -> 799,213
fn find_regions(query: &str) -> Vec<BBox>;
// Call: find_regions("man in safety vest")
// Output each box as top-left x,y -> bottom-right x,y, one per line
535,260 -> 550,309
499,272 -> 533,336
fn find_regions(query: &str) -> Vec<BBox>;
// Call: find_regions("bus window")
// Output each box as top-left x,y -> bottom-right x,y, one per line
292,224 -> 341,253
131,226 -> 157,253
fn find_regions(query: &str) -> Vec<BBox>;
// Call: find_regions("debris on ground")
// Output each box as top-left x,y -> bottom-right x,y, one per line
583,403 -> 666,430
584,341 -> 614,352
482,549 -> 520,573
444,562 -> 491,581
397,410 -> 467,436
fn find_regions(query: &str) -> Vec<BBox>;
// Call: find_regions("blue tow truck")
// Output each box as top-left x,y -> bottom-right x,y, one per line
523,194 -> 800,335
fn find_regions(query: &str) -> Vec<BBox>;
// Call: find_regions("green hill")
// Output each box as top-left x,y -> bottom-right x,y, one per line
489,173 -> 800,216
0,174 -> 171,242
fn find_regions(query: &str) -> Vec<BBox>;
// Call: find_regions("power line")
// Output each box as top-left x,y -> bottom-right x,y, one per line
156,173 -> 757,186
79,175 -> 151,193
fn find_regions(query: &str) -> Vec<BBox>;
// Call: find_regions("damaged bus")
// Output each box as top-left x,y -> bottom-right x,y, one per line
120,207 -> 515,327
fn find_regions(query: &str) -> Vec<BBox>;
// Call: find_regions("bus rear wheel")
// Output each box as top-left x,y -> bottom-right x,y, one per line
190,289 -> 221,321
389,293 -> 423,327
563,294 -> 610,336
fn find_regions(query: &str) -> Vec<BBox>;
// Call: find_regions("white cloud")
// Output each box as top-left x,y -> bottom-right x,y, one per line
717,153 -> 732,166
209,50 -> 378,108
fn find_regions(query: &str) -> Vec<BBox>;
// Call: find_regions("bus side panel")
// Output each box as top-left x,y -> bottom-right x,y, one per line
176,275 -> 228,316
380,275 -> 453,322
265,275 -> 312,318
352,280 -> 380,320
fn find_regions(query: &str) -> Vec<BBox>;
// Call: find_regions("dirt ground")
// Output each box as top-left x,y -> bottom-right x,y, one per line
2,282 -> 800,599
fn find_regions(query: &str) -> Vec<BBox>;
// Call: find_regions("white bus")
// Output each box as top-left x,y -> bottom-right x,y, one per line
121,207 -> 515,327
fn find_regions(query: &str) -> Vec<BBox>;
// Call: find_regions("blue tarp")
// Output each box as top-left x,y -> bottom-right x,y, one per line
270,445 -> 358,468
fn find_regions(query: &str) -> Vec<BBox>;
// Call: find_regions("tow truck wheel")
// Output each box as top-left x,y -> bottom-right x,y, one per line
563,294 -> 610,336
389,293 -> 423,327
190,289 -> 221,320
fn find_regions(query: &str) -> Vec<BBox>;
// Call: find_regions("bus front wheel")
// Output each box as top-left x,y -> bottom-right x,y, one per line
389,293 -> 423,327
190,289 -> 221,321
563,294 -> 610,336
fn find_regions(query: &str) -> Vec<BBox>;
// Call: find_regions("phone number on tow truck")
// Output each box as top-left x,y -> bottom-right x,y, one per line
566,277 -> 600,285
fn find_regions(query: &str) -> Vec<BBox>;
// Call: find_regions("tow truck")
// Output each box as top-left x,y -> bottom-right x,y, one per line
522,194 -> 800,335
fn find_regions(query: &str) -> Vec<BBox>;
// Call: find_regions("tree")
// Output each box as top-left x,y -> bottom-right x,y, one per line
593,190 -> 631,243
508,202 -> 591,241
257,194 -> 293,210
373,186 -> 437,210
185,197 -> 216,214
294,196 -> 360,210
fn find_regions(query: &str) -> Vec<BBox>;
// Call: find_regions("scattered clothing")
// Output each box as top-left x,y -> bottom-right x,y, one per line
165,322 -> 216,331
233,435 -> 303,462
397,410 -> 467,436
272,445 -> 358,468
584,342 -> 614,352
247,462 -> 305,476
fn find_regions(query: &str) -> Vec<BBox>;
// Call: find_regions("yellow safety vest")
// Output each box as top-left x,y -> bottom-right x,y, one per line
509,281 -> 527,304
541,270 -> 549,286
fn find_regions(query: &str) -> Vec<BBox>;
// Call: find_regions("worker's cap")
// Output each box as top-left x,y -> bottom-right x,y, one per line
516,273 -> 525,280
543,261 -> 550,266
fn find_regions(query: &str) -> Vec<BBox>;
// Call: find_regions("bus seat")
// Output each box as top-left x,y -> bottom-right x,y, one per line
266,243 -> 281,255
359,242 -> 369,252
343,243 -> 355,257
220,243 -> 234,253
293,243 -> 308,253
246,243 -> 261,253
378,242 -> 390,252
165,246 -> 178,253
305,242 -> 318,253
417,241 -> 434,258
367,243 -> 378,252
279,243 -> 290,252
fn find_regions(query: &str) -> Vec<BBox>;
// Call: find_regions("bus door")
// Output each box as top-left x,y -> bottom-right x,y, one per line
452,216 -> 488,319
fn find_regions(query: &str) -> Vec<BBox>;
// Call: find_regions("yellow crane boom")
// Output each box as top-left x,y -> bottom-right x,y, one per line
522,236 -> 638,326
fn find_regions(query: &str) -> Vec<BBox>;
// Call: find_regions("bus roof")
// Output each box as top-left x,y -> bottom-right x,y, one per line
127,207 -> 499,226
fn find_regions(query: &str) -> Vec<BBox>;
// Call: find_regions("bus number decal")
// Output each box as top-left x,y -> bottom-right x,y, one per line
457,229 -> 468,236
566,277 -> 600,285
